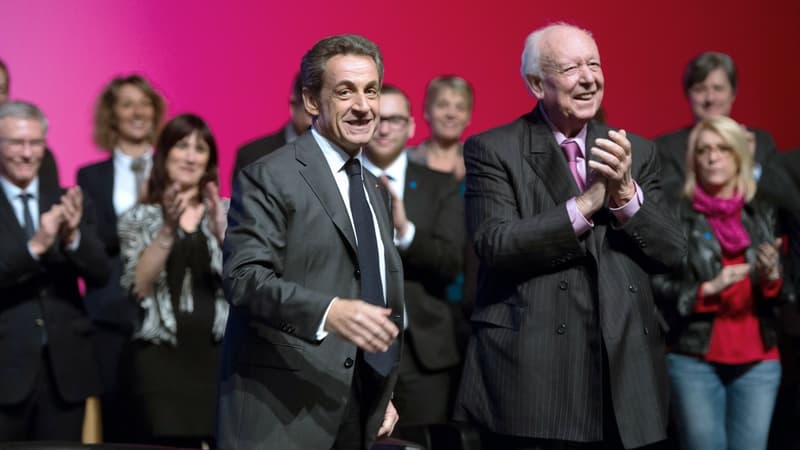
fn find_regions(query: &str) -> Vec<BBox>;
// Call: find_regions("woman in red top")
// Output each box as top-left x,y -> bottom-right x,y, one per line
653,116 -> 790,450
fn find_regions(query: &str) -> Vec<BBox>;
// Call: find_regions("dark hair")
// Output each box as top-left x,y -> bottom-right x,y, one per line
682,52 -> 737,96
144,113 -> 218,204
381,83 -> 411,112
300,34 -> 384,100
93,74 -> 166,150
291,72 -> 303,103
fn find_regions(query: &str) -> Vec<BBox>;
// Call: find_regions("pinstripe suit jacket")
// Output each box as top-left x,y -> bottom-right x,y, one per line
454,106 -> 686,449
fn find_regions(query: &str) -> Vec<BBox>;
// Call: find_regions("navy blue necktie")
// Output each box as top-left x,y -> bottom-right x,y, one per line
345,158 -> 396,376
19,193 -> 35,239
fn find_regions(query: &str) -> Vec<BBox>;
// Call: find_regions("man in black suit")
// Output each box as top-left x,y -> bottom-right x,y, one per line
0,58 -> 60,192
363,84 -> 464,426
219,35 -> 404,450
0,100 -> 108,440
454,24 -> 686,449
654,52 -> 783,204
231,72 -> 313,183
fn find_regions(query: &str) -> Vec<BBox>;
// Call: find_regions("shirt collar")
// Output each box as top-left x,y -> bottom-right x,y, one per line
310,126 -> 364,175
113,148 -> 153,169
540,106 -> 589,158
0,174 -> 39,201
362,150 -> 407,181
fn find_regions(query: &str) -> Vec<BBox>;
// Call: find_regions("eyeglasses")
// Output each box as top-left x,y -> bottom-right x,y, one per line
380,115 -> 410,130
0,138 -> 47,150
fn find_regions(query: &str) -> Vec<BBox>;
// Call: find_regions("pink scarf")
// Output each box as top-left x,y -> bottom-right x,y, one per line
692,184 -> 750,255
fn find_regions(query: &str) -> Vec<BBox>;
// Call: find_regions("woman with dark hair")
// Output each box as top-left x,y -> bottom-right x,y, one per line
408,75 -> 473,182
118,113 -> 228,448
76,74 -> 165,442
652,116 -> 790,450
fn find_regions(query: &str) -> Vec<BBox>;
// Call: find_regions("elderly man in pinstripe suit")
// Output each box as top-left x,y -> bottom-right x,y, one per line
454,23 -> 686,449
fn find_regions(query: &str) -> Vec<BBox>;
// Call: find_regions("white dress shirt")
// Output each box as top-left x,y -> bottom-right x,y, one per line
311,127 -> 388,339
113,148 -> 152,216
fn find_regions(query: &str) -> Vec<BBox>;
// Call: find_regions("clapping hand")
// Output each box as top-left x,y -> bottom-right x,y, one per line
58,186 -> 83,245
756,238 -> 782,282
590,129 -> 635,207
204,181 -> 226,244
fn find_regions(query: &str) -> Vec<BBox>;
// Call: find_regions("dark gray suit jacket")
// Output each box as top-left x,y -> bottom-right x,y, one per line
219,131 -> 405,450
454,106 -> 686,449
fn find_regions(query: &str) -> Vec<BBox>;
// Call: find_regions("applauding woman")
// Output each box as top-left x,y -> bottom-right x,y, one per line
653,116 -> 791,450
118,113 -> 228,448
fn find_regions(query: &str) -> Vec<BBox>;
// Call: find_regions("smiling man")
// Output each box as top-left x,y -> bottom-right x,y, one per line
219,35 -> 404,450
454,23 -> 686,449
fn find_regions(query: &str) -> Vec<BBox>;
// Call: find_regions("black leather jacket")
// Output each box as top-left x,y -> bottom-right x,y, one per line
652,198 -> 793,356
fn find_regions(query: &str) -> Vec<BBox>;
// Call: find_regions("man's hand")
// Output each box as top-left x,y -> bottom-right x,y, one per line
29,204 -> 64,256
380,175 -> 409,238
324,299 -> 399,353
377,400 -> 399,438
58,186 -> 83,245
575,177 -> 606,219
590,129 -> 634,207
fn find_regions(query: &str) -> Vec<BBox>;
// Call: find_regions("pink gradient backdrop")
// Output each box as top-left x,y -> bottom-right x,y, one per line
1,0 -> 798,195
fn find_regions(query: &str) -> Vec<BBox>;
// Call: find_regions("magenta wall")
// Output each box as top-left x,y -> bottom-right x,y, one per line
1,0 -> 798,195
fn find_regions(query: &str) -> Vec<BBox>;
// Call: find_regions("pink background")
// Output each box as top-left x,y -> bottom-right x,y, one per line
1,0 -> 798,195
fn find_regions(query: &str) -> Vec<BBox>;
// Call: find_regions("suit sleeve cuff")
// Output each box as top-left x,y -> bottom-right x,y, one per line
316,297 -> 337,341
566,198 -> 593,237
610,181 -> 643,225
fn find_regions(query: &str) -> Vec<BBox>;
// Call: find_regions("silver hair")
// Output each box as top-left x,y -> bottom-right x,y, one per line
0,100 -> 48,135
520,22 -> 594,96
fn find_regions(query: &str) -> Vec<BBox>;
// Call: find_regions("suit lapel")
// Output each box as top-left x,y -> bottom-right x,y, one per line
403,163 -> 424,223
295,133 -> 357,254
0,185 -> 26,240
98,159 -> 116,223
522,106 -> 581,204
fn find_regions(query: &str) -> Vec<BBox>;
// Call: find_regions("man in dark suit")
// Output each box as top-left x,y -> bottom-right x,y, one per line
363,84 -> 464,426
0,100 -> 108,440
654,52 -> 780,204
454,24 -> 686,449
219,34 -> 404,450
0,57 -> 60,192
231,72 -> 313,184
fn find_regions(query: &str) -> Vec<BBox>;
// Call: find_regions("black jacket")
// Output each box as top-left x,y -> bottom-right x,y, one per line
652,198 -> 794,355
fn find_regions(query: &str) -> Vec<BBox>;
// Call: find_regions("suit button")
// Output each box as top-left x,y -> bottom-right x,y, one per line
639,242 -> 647,248
628,285 -> 638,293
559,280 -> 568,290
644,327 -> 650,335
344,357 -> 354,368
354,269 -> 361,280
35,318 -> 44,327
556,323 -> 567,335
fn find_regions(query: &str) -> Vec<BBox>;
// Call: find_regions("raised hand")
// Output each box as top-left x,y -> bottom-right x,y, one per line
59,186 -> 83,245
379,175 -> 409,239
29,204 -> 64,256
590,129 -> 635,207
204,181 -> 227,244
755,238 -> 782,282
324,298 -> 399,353
161,182 -> 185,234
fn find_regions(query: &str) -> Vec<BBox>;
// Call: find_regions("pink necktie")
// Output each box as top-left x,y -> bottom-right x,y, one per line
561,140 -> 584,191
